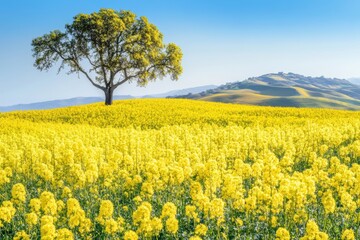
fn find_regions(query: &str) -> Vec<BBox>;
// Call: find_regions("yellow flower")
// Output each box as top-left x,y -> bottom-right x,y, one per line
141,181 -> 154,198
317,232 -> 329,240
0,201 -> 16,224
137,219 -> 153,237
96,200 -> 114,225
122,205 -> 129,212
41,215 -> 54,225
195,224 -> 208,236
67,198 -> 81,217
56,228 -> 74,240
56,200 -> 65,213
13,230 -> 30,240
66,198 -> 88,230
132,202 -> 152,226
117,216 -> 125,232
276,227 -> 290,240
25,212 -> 38,226
123,230 -> 139,240
209,198 -> 224,219
190,181 -> 203,200
342,229 -> 355,240
105,218 -> 118,234
271,216 -> 278,227
165,217 -> 178,235
40,216 -> 56,240
133,196 -> 142,205
161,202 -> 177,219
305,219 -> 319,235
3,98 -> 360,238
235,218 -> 243,227
29,198 -> 41,213
0,167 -> 12,185
79,217 -> 92,234
133,175 -> 143,184
217,217 -> 225,226
340,191 -> 357,213
300,220 -> 329,240
151,217 -> 163,236
322,190 -> 336,214
40,191 -> 57,215
185,205 -> 199,222
62,186 -> 72,198
190,237 -> 202,240
11,183 -> 26,203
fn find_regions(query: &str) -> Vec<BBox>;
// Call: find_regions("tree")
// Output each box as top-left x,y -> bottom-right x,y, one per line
32,9 -> 183,105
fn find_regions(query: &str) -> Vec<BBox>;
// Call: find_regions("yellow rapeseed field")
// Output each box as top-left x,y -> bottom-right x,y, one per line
0,99 -> 360,239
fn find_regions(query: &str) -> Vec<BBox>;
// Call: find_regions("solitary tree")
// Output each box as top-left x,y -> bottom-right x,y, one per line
32,9 -> 183,105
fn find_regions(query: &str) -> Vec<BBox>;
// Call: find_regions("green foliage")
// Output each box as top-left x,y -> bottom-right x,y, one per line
31,9 -> 183,104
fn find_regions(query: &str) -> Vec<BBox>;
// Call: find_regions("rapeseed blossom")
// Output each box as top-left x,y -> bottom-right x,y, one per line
13,231 -> 30,240
342,229 -> 355,240
11,183 -> 26,204
0,99 -> 359,239
276,227 -> 290,240
25,212 -> 38,226
195,224 -> 208,236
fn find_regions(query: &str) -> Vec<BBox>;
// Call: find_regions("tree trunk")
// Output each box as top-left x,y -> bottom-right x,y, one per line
104,87 -> 113,105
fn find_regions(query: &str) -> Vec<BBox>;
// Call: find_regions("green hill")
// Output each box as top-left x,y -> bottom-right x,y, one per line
177,73 -> 360,110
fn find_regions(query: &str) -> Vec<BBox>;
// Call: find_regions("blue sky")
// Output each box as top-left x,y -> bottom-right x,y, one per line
1,0 -> 360,105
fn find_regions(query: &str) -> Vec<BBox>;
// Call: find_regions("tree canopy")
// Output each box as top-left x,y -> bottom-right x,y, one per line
32,9 -> 183,105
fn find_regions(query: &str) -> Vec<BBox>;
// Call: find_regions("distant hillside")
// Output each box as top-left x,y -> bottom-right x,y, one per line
348,78 -> 360,85
142,85 -> 217,98
0,85 -> 216,112
176,73 -> 360,110
0,96 -> 133,112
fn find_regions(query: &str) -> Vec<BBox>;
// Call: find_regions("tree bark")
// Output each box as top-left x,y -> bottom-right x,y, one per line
104,87 -> 114,105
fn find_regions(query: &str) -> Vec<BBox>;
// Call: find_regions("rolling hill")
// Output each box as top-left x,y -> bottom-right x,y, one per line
176,72 -> 360,110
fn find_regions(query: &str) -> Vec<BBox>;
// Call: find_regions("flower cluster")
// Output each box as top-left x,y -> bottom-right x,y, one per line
0,99 -> 359,239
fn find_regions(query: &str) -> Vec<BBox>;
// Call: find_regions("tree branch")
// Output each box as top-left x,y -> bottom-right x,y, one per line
71,48 -> 106,91
48,44 -> 106,91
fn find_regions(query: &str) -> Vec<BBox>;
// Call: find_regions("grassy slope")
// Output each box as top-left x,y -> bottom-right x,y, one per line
179,73 -> 360,110
197,86 -> 360,110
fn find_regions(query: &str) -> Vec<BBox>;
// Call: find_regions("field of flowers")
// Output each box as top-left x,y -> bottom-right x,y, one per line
0,99 -> 360,239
